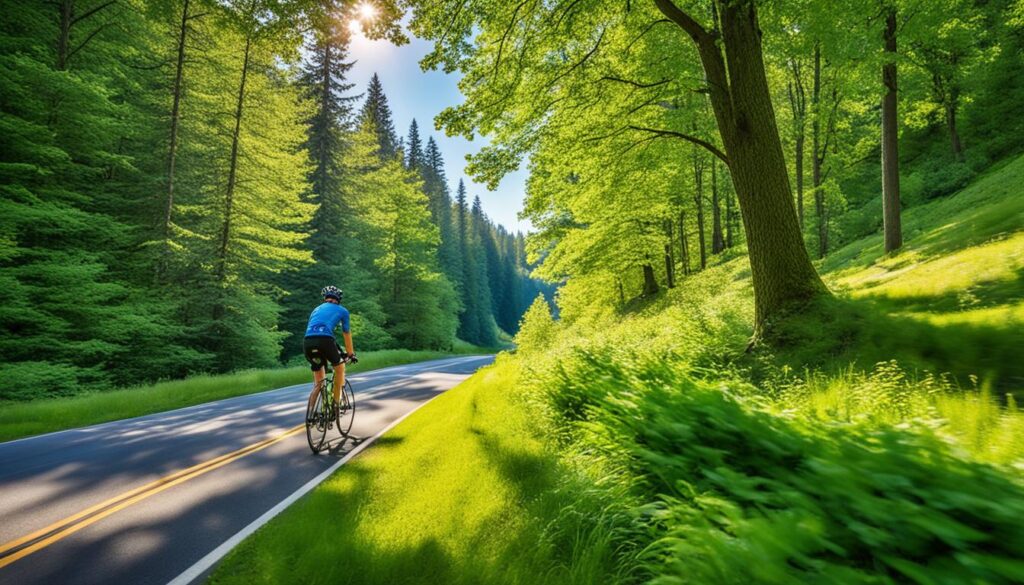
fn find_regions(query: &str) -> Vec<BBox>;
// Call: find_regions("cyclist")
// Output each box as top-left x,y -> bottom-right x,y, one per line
303,285 -> 357,413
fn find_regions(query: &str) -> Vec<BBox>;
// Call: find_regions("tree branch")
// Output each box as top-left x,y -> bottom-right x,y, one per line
67,22 -> 115,62
628,125 -> 730,166
71,0 -> 116,26
652,0 -> 712,43
599,76 -> 670,89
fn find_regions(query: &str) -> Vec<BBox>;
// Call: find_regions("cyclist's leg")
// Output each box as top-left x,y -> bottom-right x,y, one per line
309,366 -> 325,411
332,361 -> 345,403
303,337 -> 328,411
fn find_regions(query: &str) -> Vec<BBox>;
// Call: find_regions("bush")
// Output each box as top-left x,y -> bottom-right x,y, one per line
528,351 -> 1024,584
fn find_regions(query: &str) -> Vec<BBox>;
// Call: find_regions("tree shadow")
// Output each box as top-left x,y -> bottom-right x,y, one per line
761,292 -> 1024,396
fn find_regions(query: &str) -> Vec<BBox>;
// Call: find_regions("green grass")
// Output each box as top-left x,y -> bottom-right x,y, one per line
209,356 -> 628,585
0,348 -> 489,443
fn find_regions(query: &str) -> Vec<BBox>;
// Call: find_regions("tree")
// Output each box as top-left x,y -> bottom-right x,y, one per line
405,119 -> 424,170
404,0 -> 829,336
880,4 -> 903,253
360,72 -> 399,159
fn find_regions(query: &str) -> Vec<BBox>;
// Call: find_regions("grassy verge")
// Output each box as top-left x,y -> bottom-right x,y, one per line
0,348 -> 489,442
209,356 -> 626,585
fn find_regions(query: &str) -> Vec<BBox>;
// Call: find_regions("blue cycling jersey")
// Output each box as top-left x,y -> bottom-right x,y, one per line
304,302 -> 350,338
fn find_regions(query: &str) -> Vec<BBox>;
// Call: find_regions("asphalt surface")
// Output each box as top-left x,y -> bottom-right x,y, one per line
0,355 -> 494,585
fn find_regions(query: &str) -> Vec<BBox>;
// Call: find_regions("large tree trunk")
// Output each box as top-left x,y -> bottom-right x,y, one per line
812,44 -> 827,259
641,263 -> 659,296
795,133 -> 805,228
881,7 -> 902,253
216,36 -> 252,284
655,0 -> 828,334
160,0 -> 191,278
711,161 -> 725,254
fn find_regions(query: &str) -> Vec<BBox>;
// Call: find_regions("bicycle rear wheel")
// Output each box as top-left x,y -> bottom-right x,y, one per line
306,382 -> 329,454
336,379 -> 355,437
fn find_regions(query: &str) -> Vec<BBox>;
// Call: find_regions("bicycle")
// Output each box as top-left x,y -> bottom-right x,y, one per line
305,355 -> 357,454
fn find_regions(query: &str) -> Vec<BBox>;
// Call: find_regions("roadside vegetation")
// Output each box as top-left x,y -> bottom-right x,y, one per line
0,348 -> 492,443
213,152 -> 1024,583
211,358 -> 631,585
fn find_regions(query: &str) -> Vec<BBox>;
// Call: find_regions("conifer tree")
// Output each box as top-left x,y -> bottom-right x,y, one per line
360,73 -> 399,159
405,119 -> 424,170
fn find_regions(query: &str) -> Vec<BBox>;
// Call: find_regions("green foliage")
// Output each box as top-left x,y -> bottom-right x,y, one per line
514,294 -> 557,354
541,351 -> 1024,584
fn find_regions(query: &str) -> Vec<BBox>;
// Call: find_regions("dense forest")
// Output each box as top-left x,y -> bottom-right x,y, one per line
0,0 -> 549,400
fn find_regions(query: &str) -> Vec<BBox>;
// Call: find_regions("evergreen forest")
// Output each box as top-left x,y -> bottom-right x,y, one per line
0,0 -> 549,400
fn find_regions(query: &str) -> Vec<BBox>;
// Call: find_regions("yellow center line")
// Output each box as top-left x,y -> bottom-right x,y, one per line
0,424 -> 305,569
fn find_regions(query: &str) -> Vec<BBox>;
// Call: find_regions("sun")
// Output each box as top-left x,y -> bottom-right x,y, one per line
348,2 -> 376,35
356,2 -> 376,21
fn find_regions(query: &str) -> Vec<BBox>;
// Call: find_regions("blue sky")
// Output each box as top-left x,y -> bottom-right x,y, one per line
346,26 -> 531,233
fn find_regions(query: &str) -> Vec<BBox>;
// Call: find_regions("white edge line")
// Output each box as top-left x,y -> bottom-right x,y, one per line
165,387 -> 454,585
0,355 -> 491,447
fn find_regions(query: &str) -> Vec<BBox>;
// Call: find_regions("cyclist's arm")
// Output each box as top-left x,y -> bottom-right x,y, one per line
340,309 -> 354,356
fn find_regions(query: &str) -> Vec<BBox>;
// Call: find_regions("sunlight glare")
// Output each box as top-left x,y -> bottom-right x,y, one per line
357,2 -> 377,21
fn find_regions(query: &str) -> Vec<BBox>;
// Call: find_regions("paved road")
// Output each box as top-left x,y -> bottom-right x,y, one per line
0,355 -> 494,585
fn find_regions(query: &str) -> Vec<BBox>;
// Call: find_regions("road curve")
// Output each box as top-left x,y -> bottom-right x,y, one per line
0,355 -> 494,585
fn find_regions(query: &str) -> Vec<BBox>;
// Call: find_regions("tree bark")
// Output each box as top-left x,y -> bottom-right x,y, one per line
641,263 -> 659,296
711,161 -> 725,254
216,35 -> 252,284
787,59 -> 807,229
57,0 -> 73,71
881,7 -> 902,253
812,43 -> 827,259
159,0 -> 191,278
655,0 -> 828,334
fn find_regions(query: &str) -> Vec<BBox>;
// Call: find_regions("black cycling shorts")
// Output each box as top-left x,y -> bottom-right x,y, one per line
303,336 -> 342,371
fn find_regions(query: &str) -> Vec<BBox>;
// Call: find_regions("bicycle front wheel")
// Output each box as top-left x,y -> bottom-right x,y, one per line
336,379 -> 355,438
306,382 -> 329,454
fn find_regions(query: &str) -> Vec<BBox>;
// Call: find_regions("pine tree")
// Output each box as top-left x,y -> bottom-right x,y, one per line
424,137 -> 461,288
405,119 -> 424,170
359,73 -> 399,159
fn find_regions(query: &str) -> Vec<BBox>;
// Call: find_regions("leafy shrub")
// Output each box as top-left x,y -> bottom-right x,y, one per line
530,351 -> 1024,584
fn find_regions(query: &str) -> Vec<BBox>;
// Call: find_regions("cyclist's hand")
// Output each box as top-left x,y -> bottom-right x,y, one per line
347,354 -> 359,364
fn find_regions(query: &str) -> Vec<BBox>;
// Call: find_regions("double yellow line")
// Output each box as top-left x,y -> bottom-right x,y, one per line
0,424 -> 305,569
